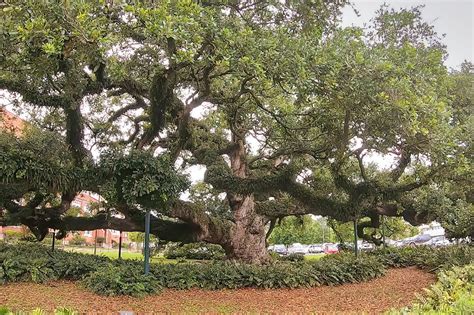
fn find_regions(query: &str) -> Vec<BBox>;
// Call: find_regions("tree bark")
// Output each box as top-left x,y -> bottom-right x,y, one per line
224,194 -> 270,264
223,136 -> 270,264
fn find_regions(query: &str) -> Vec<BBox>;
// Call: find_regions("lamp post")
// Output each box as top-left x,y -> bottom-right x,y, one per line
144,209 -> 151,275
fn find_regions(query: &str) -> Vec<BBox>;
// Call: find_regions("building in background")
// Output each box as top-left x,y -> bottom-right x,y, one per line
0,107 -> 129,247
62,191 -> 130,247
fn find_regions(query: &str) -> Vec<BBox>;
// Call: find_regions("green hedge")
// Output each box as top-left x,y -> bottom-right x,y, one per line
0,242 -> 384,294
149,253 -> 385,290
1,242 -> 473,297
81,264 -> 161,297
369,245 -> 474,270
0,243 -> 109,283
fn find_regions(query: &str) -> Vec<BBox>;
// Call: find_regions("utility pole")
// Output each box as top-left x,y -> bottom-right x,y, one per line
144,209 -> 151,275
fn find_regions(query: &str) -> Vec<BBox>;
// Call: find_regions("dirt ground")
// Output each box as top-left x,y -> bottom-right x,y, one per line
0,267 -> 435,314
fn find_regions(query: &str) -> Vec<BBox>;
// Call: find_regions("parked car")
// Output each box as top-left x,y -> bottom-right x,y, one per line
268,244 -> 288,255
401,234 -> 432,247
426,236 -> 451,247
360,242 -> 375,251
308,244 -> 324,253
323,243 -> 339,254
287,243 -> 309,255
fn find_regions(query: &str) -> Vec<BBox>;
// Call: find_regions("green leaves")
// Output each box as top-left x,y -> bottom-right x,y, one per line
100,150 -> 189,209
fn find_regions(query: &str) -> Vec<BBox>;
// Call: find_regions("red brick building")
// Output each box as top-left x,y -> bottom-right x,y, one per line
0,107 -> 26,136
62,191 -> 130,247
0,107 -> 129,246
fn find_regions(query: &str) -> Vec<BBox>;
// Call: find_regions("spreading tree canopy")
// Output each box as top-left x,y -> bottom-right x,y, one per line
0,1 -> 471,263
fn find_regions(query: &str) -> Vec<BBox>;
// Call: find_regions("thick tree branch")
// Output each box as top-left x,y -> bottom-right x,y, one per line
0,79 -> 68,108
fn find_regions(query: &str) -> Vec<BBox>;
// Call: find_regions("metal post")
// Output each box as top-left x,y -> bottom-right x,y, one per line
354,218 -> 359,258
51,229 -> 56,252
93,230 -> 97,255
144,210 -> 151,275
381,215 -> 386,248
118,231 -> 123,259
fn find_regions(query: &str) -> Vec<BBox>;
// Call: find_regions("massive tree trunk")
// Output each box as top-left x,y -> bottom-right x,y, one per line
225,194 -> 270,264
223,136 -> 270,264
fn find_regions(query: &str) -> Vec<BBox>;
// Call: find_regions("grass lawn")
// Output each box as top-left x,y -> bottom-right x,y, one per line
304,253 -> 326,261
62,246 -> 182,263
62,246 -> 325,263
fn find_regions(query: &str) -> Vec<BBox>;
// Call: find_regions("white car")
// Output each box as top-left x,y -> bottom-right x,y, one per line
360,242 -> 375,251
308,244 -> 324,253
287,243 -> 309,255
268,244 -> 288,255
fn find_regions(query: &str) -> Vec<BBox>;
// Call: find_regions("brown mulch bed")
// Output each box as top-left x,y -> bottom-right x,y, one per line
0,267 -> 435,314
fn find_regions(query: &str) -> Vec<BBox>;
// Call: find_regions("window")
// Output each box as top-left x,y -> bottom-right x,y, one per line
83,231 -> 92,237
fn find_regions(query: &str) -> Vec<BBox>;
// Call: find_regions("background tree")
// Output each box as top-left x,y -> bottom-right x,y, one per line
268,216 -> 330,245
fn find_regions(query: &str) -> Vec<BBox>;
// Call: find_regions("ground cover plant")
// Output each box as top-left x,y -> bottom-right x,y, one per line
0,268 -> 436,314
163,242 -> 226,260
369,245 -> 474,271
1,242 -> 473,298
0,307 -> 76,315
387,263 -> 474,314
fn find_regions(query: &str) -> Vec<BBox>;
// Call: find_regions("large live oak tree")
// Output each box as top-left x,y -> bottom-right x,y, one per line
1,1 -> 471,263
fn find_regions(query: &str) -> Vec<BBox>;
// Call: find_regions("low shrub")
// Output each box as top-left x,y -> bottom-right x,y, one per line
151,253 -> 385,290
0,242 -> 109,283
163,242 -> 225,260
387,264 -> 474,314
370,245 -> 474,271
278,253 -> 305,262
4,242 -> 471,298
0,307 -> 77,315
81,263 -> 161,297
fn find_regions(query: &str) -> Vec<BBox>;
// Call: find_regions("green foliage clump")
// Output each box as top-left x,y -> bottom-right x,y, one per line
0,307 -> 77,315
277,253 -> 305,262
151,254 -> 385,290
100,150 -> 189,209
369,245 -> 474,270
1,242 -> 385,294
0,243 -> 109,283
81,263 -> 161,297
163,242 -> 225,260
68,235 -> 86,246
387,264 -> 474,315
269,216 -> 330,245
4,242 -> 473,299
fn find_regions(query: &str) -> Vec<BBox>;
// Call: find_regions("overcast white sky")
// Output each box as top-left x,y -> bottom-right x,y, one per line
342,0 -> 474,69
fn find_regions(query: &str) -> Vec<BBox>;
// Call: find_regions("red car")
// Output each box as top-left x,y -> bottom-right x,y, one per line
323,243 -> 339,254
